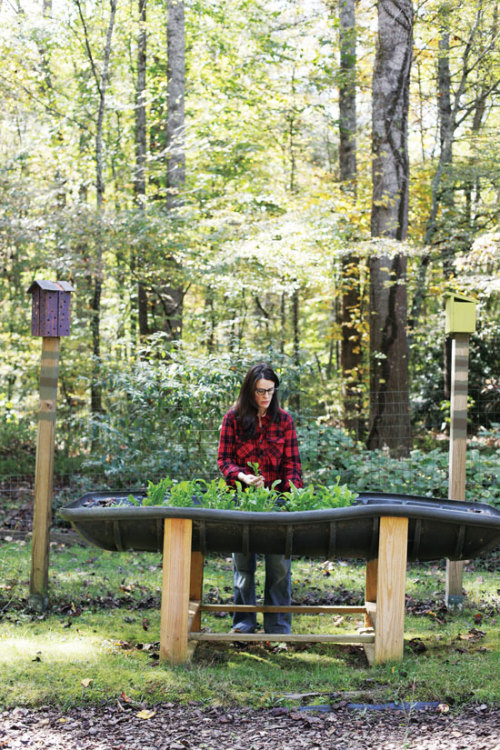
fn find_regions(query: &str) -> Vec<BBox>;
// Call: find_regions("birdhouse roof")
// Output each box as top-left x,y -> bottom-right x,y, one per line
443,291 -> 476,304
27,280 -> 75,294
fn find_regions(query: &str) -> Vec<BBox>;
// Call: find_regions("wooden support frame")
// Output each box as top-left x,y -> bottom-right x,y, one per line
189,551 -> 204,631
160,518 -> 193,664
158,515 -> 409,666
446,332 -> 469,607
30,336 -> 61,610
373,516 -> 408,664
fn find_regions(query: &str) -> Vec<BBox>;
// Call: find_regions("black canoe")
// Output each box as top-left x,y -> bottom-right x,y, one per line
60,491 -> 500,562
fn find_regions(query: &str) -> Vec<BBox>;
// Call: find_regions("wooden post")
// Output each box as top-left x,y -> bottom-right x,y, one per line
445,333 -> 469,607
28,280 -> 74,610
160,518 -> 192,664
30,337 -> 61,609
365,558 -> 378,629
374,516 -> 408,664
189,551 -> 204,632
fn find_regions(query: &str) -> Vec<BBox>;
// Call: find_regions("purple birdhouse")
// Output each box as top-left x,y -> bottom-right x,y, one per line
27,280 -> 75,337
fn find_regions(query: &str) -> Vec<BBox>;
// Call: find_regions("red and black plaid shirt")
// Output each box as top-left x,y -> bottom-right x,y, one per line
217,408 -> 303,492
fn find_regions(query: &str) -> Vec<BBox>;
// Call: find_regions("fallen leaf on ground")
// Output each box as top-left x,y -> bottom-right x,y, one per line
137,709 -> 156,720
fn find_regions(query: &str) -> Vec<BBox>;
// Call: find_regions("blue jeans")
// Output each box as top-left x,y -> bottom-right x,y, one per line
232,553 -> 292,634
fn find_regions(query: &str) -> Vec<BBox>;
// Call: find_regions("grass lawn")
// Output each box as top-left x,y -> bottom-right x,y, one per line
0,537 -> 498,710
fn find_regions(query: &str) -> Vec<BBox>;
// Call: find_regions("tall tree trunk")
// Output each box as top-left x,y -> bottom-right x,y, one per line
368,0 -> 413,457
338,0 -> 357,193
161,0 -> 185,340
412,4 -> 486,329
438,15 -> 455,400
464,89 -> 487,228
76,0 -> 117,416
337,0 -> 362,436
287,68 -> 298,194
280,292 -> 286,355
289,286 -> 301,414
135,0 -> 147,206
134,0 -> 149,340
204,286 -> 216,353
166,0 -> 185,210
410,10 -> 453,334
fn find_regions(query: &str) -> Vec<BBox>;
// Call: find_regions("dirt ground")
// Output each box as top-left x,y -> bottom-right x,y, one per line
1,702 -> 499,750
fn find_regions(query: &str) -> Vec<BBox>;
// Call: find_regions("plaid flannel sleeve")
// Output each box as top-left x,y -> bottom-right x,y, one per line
217,411 -> 243,483
280,415 -> 303,490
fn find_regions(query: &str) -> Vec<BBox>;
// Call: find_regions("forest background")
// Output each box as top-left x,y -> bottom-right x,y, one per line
0,0 -> 498,508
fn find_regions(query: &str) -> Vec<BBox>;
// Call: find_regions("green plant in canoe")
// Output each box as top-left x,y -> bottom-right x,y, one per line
281,476 -> 355,511
126,476 -> 356,512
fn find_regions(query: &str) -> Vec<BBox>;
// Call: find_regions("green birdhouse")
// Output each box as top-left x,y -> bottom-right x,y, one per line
444,292 -> 477,335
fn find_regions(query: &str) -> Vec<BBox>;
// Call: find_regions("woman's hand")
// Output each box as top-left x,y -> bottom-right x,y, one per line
237,472 -> 265,488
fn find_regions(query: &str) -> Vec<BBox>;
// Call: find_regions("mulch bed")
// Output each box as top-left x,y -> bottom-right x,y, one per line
1,703 -> 498,750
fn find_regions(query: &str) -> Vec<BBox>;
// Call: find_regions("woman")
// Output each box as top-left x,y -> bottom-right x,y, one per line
217,362 -> 303,634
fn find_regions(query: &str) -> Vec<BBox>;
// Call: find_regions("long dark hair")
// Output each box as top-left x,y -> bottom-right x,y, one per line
234,363 -> 280,438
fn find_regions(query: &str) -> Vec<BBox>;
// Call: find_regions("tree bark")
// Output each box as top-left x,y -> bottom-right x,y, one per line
338,0 -> 357,193
424,4 -> 481,248
135,0 -> 147,204
429,11 -> 455,276
411,3 -> 490,331
410,8 -> 453,331
92,0 -> 117,415
161,0 -> 185,341
289,286 -> 301,414
280,292 -> 286,355
166,0 -> 185,210
371,0 -> 412,240
76,0 -> 117,416
133,0 -> 149,340
368,0 -> 413,456
337,0 -> 362,436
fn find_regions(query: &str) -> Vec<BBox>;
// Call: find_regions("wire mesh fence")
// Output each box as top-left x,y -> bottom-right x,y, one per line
0,388 -> 498,522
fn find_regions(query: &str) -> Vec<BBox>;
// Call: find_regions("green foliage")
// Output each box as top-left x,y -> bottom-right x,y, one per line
0,0 -> 498,525
297,422 -> 499,508
145,478 -> 173,506
196,478 -> 236,510
168,480 -> 201,508
77,347 -> 317,485
247,461 -> 260,476
233,480 -> 281,512
131,475 -> 356,513
281,476 -> 355,511
0,419 -> 35,475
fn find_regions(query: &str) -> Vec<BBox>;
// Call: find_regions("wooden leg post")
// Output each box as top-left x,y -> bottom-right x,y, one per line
446,333 -> 469,608
30,336 -> 61,610
160,518 -> 193,664
365,558 -> 378,629
374,516 -> 408,664
363,558 -> 379,666
189,551 -> 204,632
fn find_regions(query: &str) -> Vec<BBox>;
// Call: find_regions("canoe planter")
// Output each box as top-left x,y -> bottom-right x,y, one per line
60,491 -> 500,562
60,491 -> 500,666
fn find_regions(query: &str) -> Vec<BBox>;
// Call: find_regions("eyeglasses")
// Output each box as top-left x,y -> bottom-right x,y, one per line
255,387 -> 277,396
